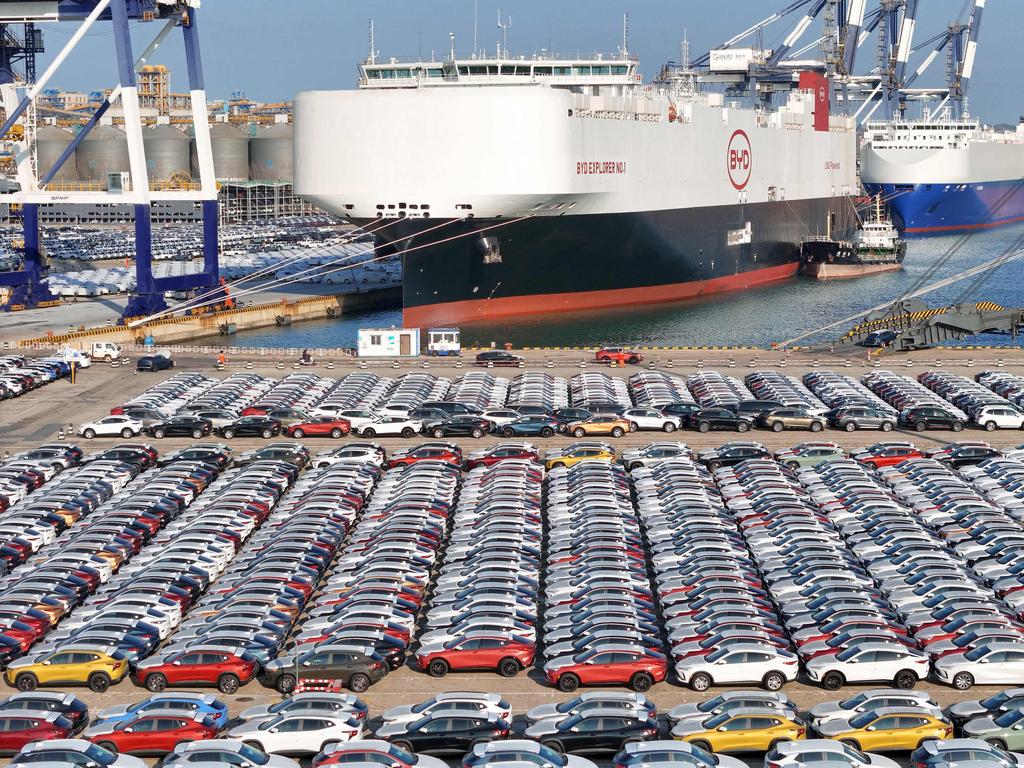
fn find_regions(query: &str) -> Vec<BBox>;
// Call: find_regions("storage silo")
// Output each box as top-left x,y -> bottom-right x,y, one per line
77,124 -> 130,186
192,122 -> 249,181
36,125 -> 79,183
144,124 -> 190,184
249,122 -> 293,182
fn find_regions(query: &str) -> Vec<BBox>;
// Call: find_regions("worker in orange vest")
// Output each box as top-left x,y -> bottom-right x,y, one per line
217,350 -> 226,367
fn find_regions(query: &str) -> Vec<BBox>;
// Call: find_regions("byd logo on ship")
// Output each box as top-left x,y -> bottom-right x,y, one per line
727,129 -> 752,190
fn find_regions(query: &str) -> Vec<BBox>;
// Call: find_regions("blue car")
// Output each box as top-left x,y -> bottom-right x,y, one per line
93,693 -> 229,728
500,416 -> 562,438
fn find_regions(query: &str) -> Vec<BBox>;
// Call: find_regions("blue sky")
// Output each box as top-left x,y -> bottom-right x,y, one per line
37,0 -> 1024,122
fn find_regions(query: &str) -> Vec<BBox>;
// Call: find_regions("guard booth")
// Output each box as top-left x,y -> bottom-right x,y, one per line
357,327 -> 421,357
427,327 -> 461,356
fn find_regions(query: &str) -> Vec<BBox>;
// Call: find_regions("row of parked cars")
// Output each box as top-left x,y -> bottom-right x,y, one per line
6,687 -> 1024,766
0,354 -> 80,402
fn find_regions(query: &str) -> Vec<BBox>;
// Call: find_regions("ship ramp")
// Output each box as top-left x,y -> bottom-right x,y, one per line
841,300 -> 1023,350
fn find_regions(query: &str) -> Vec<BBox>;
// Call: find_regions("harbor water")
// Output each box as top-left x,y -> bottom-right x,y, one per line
231,222 -> 1024,349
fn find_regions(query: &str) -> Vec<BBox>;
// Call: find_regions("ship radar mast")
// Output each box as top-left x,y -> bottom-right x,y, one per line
497,9 -> 511,59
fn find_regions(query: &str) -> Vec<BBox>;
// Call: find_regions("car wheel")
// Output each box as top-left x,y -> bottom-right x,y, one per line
153,429 -> 165,439
987,739 -> 1009,751
276,673 -> 296,694
894,670 -> 918,689
573,427 -> 585,438
348,673 -> 371,693
915,420 -> 927,432
881,421 -> 894,432
432,428 -> 445,438
243,741 -> 265,753
391,741 -> 414,754
845,421 -> 857,432
556,673 -> 580,692
427,659 -> 449,678
192,429 -> 204,439
952,421 -> 964,432
985,420 -> 997,431
737,421 -> 750,433
821,671 -> 844,691
321,741 -> 339,754
771,421 -> 784,432
629,671 -> 654,692
292,428 -> 305,439
362,428 -> 376,438
611,427 -> 625,438
698,421 -> 711,433
541,740 -> 564,754
663,422 -> 676,433
630,462 -> 644,471
787,461 -> 800,469
14,673 -> 37,691
471,428 -> 484,438
952,671 -> 975,690
259,429 -> 272,439
707,461 -> 722,471
98,741 -> 119,754
502,428 -> 515,437
762,671 -> 786,691
497,658 -> 521,678
88,672 -> 111,692
810,421 -> 823,432
690,741 -> 713,754
121,428 -> 134,438
840,740 -> 861,751
83,428 -> 96,439
689,672 -> 712,692
540,427 -> 554,438
144,672 -> 167,692
218,673 -> 240,694
628,422 -> 638,433
223,429 -> 234,439
331,428 -> 345,439
551,462 -> 566,469
401,428 -> 416,438
103,355 -> 112,363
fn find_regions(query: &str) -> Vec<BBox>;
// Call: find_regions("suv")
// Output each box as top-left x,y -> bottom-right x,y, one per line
900,407 -> 965,432
828,406 -> 896,432
262,645 -> 388,694
759,407 -> 826,432
595,348 -> 644,365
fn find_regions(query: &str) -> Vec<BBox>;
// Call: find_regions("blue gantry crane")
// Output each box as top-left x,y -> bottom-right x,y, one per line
0,0 -> 222,319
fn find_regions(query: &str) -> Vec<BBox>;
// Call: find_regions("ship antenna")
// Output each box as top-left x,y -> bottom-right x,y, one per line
497,9 -> 511,58
622,12 -> 630,58
450,32 -> 456,61
368,18 -> 376,65
473,0 -> 478,58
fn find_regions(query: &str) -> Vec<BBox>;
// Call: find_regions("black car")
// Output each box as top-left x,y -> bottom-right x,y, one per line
938,445 -> 1002,468
691,408 -> 755,433
861,329 -> 898,348
900,406 -> 966,432
93,447 -> 155,469
238,445 -> 309,468
217,417 -> 282,439
524,710 -> 658,753
430,415 -> 492,439
136,354 -> 174,372
476,351 -> 523,367
728,400 -> 785,419
262,646 -> 388,693
377,711 -> 512,755
553,408 -> 593,428
408,407 -> 450,430
158,444 -> 232,468
422,401 -> 484,416
660,402 -> 701,421
697,444 -> 771,469
148,416 -> 213,439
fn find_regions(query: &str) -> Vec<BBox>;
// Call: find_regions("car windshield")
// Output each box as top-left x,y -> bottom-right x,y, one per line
842,744 -> 871,762
411,699 -> 438,714
848,711 -> 878,729
839,693 -> 868,710
705,648 -> 729,663
835,646 -> 860,661
704,713 -> 732,728
85,745 -> 118,765
995,709 -> 1024,727
981,692 -> 1010,709
699,696 -> 725,712
964,646 -> 989,661
238,744 -> 270,764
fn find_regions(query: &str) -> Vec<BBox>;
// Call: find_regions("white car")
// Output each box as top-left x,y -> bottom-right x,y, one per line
356,416 -> 423,438
767,739 -> 900,768
974,405 -> 1024,431
804,643 -> 931,690
808,689 -> 940,725
238,693 -> 367,723
381,692 -> 510,724
227,712 -> 363,754
78,415 -> 144,439
622,408 -> 682,432
934,642 -> 1024,689
164,739 -> 298,768
480,409 -> 522,428
14,740 -> 145,768
674,644 -> 799,691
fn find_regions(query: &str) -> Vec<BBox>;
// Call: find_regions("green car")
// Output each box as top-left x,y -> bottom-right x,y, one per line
963,707 -> 1024,749
778,446 -> 846,468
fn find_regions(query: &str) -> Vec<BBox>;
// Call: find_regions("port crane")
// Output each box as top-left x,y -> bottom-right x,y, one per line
0,0 -> 222,319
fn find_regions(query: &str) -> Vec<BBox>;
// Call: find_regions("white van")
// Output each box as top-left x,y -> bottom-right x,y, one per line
91,341 -> 121,362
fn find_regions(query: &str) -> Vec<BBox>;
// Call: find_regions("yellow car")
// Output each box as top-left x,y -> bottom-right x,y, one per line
673,708 -> 807,753
4,644 -> 130,692
818,708 -> 953,751
544,446 -> 616,470
567,416 -> 632,438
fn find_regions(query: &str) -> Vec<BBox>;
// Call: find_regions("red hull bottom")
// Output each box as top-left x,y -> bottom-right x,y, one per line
403,262 -> 800,328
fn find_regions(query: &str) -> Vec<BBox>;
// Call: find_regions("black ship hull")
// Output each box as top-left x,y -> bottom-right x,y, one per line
362,196 -> 857,327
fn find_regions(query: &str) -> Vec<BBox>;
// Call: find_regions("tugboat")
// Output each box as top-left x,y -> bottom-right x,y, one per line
800,195 -> 907,279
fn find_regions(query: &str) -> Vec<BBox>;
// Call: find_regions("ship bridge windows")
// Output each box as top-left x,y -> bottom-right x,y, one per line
535,66 -> 552,76
554,66 -> 572,76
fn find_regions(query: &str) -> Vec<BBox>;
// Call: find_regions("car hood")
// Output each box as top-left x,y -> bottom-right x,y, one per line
815,719 -> 852,737
962,717 -> 1000,735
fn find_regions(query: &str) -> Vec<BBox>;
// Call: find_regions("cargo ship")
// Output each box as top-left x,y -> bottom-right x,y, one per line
294,47 -> 858,327
800,196 -> 906,279
861,112 -> 1024,237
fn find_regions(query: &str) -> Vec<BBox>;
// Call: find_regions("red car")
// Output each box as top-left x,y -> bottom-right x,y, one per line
0,712 -> 73,755
415,632 -> 535,678
466,445 -> 541,469
386,446 -> 462,469
86,712 -> 219,755
544,646 -> 668,692
856,445 -> 925,468
286,418 -> 351,439
595,347 -> 644,365
133,648 -> 258,693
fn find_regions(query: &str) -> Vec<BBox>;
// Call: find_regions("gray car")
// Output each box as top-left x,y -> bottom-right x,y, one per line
829,406 -> 897,432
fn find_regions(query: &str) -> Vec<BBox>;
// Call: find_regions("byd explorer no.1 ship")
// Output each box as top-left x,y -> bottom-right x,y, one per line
295,41 -> 857,327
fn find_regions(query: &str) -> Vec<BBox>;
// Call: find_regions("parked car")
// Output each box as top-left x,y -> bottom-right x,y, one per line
595,348 -> 644,365
757,407 -> 827,433
216,417 -> 283,439
286,418 -> 351,439
828,407 -> 897,432
500,416 -> 561,438
84,712 -> 220,755
136,355 -> 174,372
900,407 -> 966,432
78,416 -> 144,440
692,409 -> 754,433
476,351 -> 523,367
148,416 -> 213,439
429,416 -> 492,439
568,416 -> 632,438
